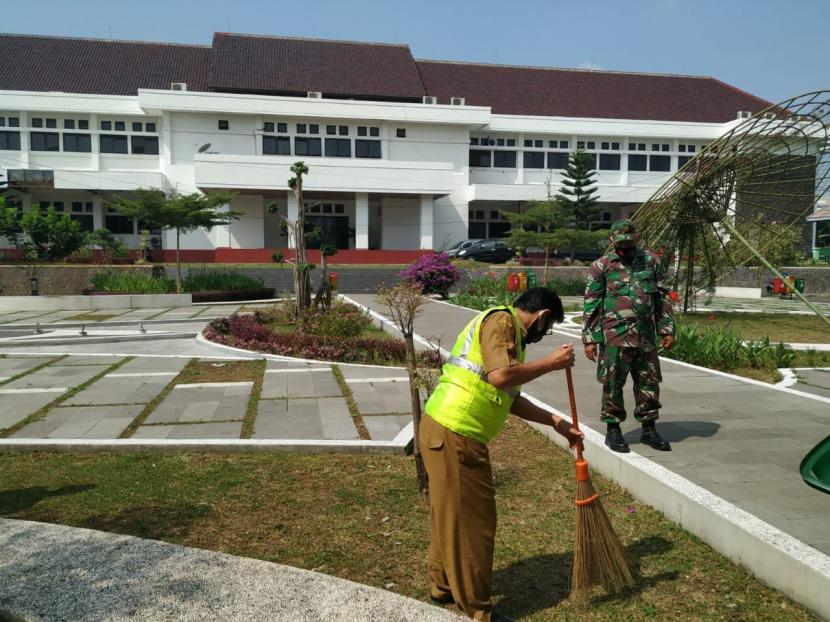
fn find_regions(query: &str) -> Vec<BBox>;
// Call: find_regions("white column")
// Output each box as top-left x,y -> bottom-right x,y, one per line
160,111 -> 172,176
355,192 -> 369,249
287,192 -> 299,248
89,113 -> 99,171
419,194 -> 434,250
18,111 -> 30,169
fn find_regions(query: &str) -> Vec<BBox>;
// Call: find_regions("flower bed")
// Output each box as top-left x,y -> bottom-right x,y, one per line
191,288 -> 275,303
204,314 -> 443,367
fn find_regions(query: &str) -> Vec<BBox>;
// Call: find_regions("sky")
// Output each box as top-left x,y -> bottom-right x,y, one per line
3,0 -> 828,103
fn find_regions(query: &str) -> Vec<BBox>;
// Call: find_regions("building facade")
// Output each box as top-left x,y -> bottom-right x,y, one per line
0,32 -> 773,261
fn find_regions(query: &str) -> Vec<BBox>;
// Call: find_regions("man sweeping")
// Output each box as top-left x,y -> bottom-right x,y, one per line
420,286 -> 583,622
582,219 -> 676,453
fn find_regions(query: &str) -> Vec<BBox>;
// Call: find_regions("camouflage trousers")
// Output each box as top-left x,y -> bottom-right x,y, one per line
597,345 -> 662,424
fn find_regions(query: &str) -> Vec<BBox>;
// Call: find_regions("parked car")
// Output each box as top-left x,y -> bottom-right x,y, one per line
445,239 -> 483,258
456,239 -> 516,263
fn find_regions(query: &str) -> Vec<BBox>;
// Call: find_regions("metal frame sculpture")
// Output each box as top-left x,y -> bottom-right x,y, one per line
633,90 -> 830,327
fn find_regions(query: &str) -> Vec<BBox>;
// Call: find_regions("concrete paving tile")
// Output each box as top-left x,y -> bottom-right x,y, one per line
0,357 -> 53,378
165,422 -> 242,439
362,414 -> 410,441
11,405 -> 143,439
144,383 -> 251,424
0,393 -> 63,430
51,355 -> 126,366
2,365 -> 110,390
254,399 -> 323,439
317,397 -> 358,440
131,425 -> 173,439
115,358 -> 189,374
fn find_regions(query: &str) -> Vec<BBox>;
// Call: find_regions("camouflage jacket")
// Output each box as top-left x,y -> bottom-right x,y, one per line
582,248 -> 676,350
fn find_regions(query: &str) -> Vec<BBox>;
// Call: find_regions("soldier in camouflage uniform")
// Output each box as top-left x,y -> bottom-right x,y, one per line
582,219 -> 676,453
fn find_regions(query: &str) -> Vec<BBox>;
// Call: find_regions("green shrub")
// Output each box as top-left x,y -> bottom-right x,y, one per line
90,269 -> 174,293
667,324 -> 796,372
182,270 -> 264,292
255,300 -> 374,338
545,278 -> 586,296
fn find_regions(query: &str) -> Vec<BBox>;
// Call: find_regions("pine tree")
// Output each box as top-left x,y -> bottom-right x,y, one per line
559,149 -> 600,230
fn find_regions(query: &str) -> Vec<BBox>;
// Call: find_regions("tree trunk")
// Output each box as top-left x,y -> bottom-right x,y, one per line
175,228 -> 182,294
404,333 -> 429,497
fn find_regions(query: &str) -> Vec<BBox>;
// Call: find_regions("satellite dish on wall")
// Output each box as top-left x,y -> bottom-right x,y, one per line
198,143 -> 211,153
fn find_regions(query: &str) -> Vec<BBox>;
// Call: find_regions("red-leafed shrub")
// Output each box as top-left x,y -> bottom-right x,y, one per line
203,314 -> 443,367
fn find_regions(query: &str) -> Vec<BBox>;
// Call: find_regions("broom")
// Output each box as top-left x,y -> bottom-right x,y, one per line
565,367 -> 634,600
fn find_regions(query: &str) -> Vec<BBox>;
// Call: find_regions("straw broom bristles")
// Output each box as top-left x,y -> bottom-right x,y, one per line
564,368 -> 634,602
571,460 -> 634,600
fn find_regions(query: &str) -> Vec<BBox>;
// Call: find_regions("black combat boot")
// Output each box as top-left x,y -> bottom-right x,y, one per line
604,424 -> 630,453
640,421 -> 671,451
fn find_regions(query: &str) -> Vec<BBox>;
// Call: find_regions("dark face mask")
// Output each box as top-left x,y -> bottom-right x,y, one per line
616,244 -> 636,262
523,316 -> 549,346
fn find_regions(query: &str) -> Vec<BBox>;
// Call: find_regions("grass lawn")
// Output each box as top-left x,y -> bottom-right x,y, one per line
680,313 -> 830,344
0,420 -> 813,621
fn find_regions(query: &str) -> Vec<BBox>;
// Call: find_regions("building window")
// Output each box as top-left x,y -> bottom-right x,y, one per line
611,142 -> 620,150
599,154 -> 621,170
688,145 -> 696,153
338,125 -> 349,136
0,131 -> 21,151
661,144 -> 670,152
45,118 -> 57,129
370,127 -> 379,137
469,150 -> 491,167
263,136 -> 291,155
64,119 -> 75,129
264,122 -> 275,132
396,128 -> 406,138
297,124 -> 307,134
357,126 -> 367,136
30,132 -> 60,151
601,142 -> 609,150
132,122 -> 142,132
628,154 -> 648,171
586,141 -> 596,150
67,201 -> 94,231
493,150 -> 516,168
547,152 -> 568,169
294,137 -> 322,156
326,125 -> 336,135
523,152 -> 545,168
523,139 -> 532,148
100,134 -> 129,154
506,138 -> 515,146
145,122 -> 156,133
63,133 -> 92,153
277,122 -> 287,133
105,208 -> 135,234
32,118 -> 43,128
678,155 -> 693,168
309,124 -> 319,134
470,137 -> 479,145
355,139 -> 381,158
77,120 -> 88,130
131,136 -> 159,155
678,144 -> 686,153
325,138 -> 352,157
8,117 -> 19,128
101,120 -> 111,130
114,121 -> 125,131
218,120 -> 229,130
649,155 -> 671,172
534,140 -> 543,148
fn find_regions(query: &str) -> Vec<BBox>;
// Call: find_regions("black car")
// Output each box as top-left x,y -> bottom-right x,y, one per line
456,239 -> 515,263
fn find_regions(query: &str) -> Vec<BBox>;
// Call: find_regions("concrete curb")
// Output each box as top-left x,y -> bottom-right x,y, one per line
0,332 -> 198,348
0,423 -> 413,455
358,296 -> 830,621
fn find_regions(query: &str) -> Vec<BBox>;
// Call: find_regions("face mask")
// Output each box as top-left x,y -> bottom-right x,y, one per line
524,315 -> 548,345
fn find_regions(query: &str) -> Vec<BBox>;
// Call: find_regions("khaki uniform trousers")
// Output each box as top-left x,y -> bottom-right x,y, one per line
420,414 -> 497,621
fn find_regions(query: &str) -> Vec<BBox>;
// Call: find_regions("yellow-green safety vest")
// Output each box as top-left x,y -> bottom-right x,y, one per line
425,306 -> 525,444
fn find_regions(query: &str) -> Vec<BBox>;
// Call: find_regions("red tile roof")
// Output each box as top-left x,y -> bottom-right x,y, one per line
0,33 -> 211,96
416,60 -> 773,123
209,33 -> 425,100
0,32 -> 773,123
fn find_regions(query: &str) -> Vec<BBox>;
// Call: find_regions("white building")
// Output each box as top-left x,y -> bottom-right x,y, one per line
0,32 -> 772,262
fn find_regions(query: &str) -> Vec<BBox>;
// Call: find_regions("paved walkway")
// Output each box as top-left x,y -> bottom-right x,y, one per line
0,518 -> 461,621
349,294 -> 830,557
